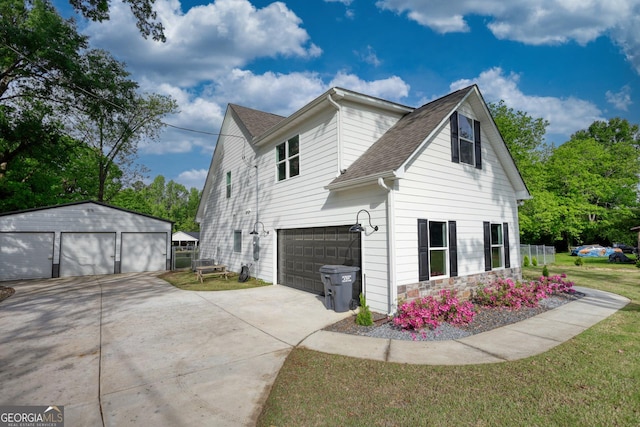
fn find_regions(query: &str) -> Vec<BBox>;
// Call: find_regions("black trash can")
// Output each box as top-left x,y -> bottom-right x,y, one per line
319,265 -> 360,312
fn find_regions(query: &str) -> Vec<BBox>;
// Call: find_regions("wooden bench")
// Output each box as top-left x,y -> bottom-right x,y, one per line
195,265 -> 229,283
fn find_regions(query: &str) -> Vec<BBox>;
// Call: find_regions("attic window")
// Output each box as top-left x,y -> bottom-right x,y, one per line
276,135 -> 300,181
458,114 -> 475,165
450,112 -> 482,169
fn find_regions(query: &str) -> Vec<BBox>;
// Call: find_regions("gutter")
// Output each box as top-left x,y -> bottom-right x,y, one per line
326,93 -> 343,176
378,177 -> 396,315
325,170 -> 399,191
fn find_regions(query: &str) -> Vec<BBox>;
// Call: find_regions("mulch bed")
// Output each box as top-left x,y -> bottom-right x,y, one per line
323,292 -> 583,339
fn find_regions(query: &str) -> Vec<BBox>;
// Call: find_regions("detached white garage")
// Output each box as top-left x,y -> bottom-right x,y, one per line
0,201 -> 173,281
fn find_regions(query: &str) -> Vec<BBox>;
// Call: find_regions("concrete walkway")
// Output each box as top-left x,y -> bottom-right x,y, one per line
0,275 -> 629,426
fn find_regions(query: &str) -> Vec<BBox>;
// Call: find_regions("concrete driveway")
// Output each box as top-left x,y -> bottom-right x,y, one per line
0,273 -> 351,426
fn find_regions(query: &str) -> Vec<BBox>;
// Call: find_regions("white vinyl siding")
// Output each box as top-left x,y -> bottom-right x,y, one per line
341,101 -> 404,170
198,107 -> 393,313
394,99 -> 520,286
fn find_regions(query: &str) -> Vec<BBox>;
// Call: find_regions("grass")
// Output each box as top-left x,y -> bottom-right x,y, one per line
257,254 -> 640,427
158,269 -> 270,291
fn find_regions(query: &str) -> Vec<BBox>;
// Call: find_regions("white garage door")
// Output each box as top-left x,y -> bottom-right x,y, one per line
0,232 -> 54,281
60,233 -> 115,277
121,232 -> 167,273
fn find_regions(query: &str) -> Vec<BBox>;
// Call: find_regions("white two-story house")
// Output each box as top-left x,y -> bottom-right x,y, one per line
196,85 -> 530,314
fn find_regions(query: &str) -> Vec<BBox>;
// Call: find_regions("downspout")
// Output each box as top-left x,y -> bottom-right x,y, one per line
378,177 -> 396,314
326,93 -> 343,177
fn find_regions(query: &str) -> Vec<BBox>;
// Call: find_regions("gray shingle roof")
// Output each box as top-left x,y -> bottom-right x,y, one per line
229,104 -> 284,139
330,85 -> 474,186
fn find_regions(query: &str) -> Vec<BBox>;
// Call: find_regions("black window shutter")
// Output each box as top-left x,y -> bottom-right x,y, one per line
474,120 -> 482,169
483,221 -> 492,271
503,222 -> 510,268
450,112 -> 459,163
448,221 -> 458,277
418,219 -> 429,281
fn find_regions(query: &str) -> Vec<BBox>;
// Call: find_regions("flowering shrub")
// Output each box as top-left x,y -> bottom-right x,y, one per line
393,289 -> 475,331
473,274 -> 574,310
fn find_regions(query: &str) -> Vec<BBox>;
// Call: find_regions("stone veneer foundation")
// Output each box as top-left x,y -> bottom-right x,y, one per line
396,267 -> 523,303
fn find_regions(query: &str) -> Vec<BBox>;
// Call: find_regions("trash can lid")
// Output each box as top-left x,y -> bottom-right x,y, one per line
319,265 -> 361,274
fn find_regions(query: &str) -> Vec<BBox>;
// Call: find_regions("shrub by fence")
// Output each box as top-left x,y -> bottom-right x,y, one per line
520,244 -> 555,266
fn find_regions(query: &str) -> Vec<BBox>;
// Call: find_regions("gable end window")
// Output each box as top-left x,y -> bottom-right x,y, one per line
450,112 -> 482,169
226,171 -> 231,198
276,135 -> 300,181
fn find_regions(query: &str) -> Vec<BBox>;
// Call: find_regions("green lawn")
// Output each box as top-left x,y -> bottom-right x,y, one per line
159,270 -> 270,291
257,255 -> 640,427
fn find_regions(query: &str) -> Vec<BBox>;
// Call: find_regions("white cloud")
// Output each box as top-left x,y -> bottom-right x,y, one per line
356,45 -> 382,67
376,0 -> 640,73
175,168 -> 209,190
329,72 -> 410,102
138,69 -> 411,155
450,67 -> 604,139
606,85 -> 633,111
84,0 -> 321,86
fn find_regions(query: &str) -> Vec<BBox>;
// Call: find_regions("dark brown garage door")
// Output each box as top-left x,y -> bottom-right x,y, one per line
278,226 -> 361,295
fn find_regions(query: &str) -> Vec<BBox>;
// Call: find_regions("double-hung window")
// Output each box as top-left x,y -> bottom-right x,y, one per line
418,219 -> 458,281
458,114 -> 475,165
276,135 -> 300,181
491,224 -> 503,269
450,112 -> 482,169
429,221 -> 448,277
483,222 -> 511,271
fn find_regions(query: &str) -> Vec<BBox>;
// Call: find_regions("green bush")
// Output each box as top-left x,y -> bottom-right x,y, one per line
532,257 -> 538,266
356,293 -> 373,326
575,257 -> 584,266
523,256 -> 530,267
542,265 -> 549,277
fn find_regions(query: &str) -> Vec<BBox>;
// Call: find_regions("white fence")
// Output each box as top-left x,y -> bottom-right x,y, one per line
520,244 -> 555,266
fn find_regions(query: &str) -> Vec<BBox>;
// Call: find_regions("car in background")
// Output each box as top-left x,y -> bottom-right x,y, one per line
570,244 -> 623,257
613,243 -> 637,254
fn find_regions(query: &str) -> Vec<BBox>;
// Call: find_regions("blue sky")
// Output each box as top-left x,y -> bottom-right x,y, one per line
60,0 -> 640,190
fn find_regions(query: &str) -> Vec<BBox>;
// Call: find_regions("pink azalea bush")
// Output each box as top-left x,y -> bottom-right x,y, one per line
393,289 -> 475,331
473,274 -> 574,310
393,274 -> 575,332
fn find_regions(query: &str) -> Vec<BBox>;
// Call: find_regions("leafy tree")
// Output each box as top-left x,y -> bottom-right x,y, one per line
112,175 -> 201,231
489,100 -> 550,189
0,0 -> 86,181
64,0 -> 166,41
68,49 -> 178,201
489,101 -> 556,243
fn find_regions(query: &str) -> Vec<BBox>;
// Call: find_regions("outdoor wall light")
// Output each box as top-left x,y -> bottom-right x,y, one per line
349,209 -> 379,233
250,221 -> 270,236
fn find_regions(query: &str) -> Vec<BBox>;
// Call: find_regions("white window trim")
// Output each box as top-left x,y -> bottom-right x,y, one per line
429,220 -> 448,278
458,113 -> 475,166
276,135 -> 300,181
490,223 -> 504,269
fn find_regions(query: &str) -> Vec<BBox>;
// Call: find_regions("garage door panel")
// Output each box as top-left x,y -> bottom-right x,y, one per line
121,232 -> 167,273
278,226 -> 361,295
60,233 -> 115,277
0,232 -> 54,281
